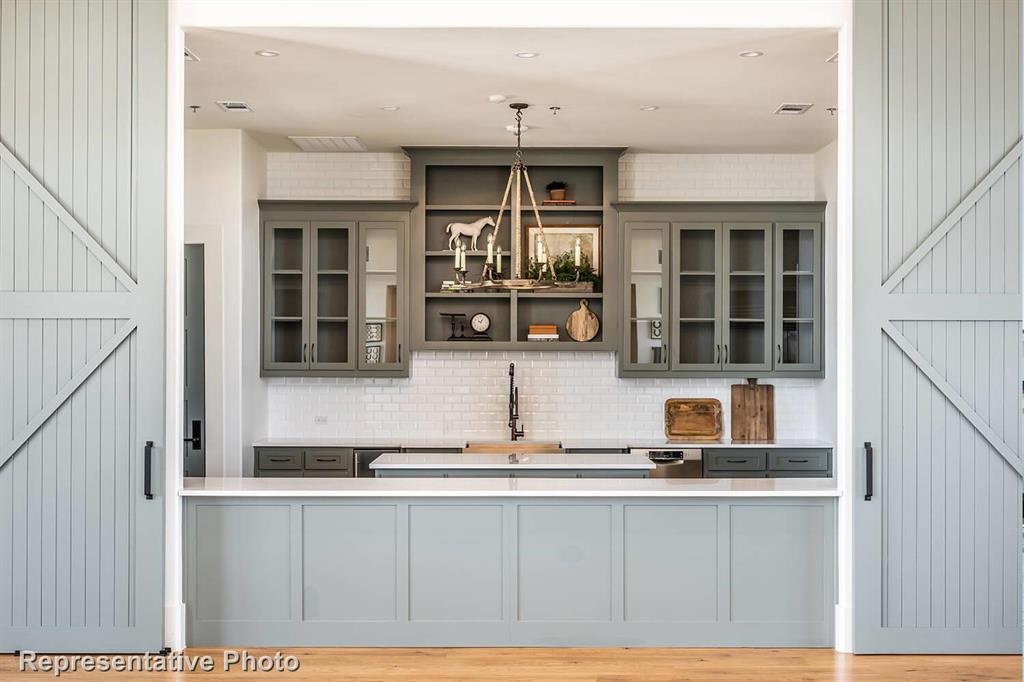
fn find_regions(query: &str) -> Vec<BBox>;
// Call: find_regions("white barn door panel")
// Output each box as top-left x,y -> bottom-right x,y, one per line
0,0 -> 166,652
853,0 -> 1022,653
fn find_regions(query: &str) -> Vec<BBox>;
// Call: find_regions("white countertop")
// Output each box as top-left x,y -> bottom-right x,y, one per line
182,476 -> 839,498
371,452 -> 655,470
254,437 -> 834,450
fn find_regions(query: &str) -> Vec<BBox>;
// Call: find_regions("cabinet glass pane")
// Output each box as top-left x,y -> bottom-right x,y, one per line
781,321 -> 814,364
728,229 -> 765,273
729,322 -> 765,365
317,274 -> 349,318
317,228 -> 350,271
364,226 -> 399,365
679,230 -> 716,272
629,228 -> 664,319
272,273 -> 303,318
781,229 -> 815,272
272,228 -> 304,271
271,320 -> 303,363
782,274 -> 814,319
316,320 -> 349,364
729,275 -> 765,320
679,321 -> 716,364
628,319 -> 665,364
630,275 -> 663,318
679,274 -> 716,319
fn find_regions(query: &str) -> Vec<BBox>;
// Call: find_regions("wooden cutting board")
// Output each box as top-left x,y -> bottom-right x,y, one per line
565,299 -> 600,342
730,379 -> 775,441
664,398 -> 723,442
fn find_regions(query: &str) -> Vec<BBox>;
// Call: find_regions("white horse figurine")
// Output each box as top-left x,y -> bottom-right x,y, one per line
446,216 -> 495,251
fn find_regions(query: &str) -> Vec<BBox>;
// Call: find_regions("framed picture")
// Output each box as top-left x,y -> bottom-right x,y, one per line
365,345 -> 381,364
649,319 -> 662,340
365,322 -> 383,343
526,225 -> 601,273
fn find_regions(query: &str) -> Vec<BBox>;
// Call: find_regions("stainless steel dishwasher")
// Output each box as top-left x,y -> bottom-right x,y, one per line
630,448 -> 703,478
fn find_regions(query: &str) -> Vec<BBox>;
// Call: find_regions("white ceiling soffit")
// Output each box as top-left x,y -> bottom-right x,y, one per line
288,136 -> 368,152
184,27 -> 838,153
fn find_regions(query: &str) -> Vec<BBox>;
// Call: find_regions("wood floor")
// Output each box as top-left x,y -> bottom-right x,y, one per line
1,648 -> 1020,681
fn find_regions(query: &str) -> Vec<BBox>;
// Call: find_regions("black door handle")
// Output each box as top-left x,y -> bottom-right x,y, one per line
184,419 -> 202,450
144,440 -> 154,500
864,441 -> 873,501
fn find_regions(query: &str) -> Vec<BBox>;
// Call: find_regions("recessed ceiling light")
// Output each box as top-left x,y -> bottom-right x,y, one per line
639,105 -> 659,112
514,52 -> 539,59
738,50 -> 764,58
505,124 -> 529,133
379,105 -> 400,112
254,49 -> 280,58
488,94 -> 507,103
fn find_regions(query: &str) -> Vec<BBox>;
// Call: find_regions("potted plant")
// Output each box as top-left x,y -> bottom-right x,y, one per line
528,250 -> 601,292
545,181 -> 568,202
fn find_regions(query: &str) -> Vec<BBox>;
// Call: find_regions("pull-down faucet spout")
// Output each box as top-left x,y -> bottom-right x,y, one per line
508,363 -> 525,441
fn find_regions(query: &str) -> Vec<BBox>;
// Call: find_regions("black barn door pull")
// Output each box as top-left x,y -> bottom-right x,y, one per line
145,440 -> 154,500
864,441 -> 873,501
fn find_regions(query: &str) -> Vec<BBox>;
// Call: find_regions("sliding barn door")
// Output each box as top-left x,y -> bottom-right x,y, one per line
853,0 -> 1022,653
0,0 -> 166,652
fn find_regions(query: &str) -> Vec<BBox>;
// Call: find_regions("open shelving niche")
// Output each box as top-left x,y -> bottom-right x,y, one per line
407,148 -> 623,351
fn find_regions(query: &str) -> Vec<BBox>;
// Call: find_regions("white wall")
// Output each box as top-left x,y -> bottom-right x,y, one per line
814,141 -> 838,443
184,129 -> 266,476
258,150 -> 834,447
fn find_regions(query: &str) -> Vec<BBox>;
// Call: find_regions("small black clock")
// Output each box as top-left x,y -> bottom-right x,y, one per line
469,312 -> 492,340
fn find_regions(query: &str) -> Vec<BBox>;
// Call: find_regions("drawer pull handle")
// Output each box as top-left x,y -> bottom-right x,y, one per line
788,458 -> 809,463
269,457 -> 290,463
726,459 -> 747,464
315,457 -> 335,462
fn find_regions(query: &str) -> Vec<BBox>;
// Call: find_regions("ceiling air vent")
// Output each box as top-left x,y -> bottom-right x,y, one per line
215,100 -> 254,113
774,103 -> 813,116
184,46 -> 200,62
288,136 -> 368,152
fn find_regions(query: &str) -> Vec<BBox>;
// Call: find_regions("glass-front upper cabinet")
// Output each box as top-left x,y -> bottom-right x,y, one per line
672,223 -> 722,371
723,223 -> 772,372
359,222 -> 406,371
774,222 -> 822,372
623,222 -> 670,371
264,222 -> 309,371
310,222 -> 355,370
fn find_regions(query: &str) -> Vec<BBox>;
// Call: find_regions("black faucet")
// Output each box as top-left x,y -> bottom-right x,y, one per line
508,363 -> 525,441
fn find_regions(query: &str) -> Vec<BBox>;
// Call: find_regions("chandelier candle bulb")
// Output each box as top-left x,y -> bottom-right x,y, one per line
496,246 -> 503,274
487,234 -> 494,263
574,237 -> 581,267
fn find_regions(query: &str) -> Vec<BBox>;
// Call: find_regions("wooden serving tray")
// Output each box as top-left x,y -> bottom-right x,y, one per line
664,398 -> 723,442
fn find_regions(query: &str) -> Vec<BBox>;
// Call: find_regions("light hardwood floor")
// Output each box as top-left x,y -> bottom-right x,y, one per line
0,648 -> 1019,681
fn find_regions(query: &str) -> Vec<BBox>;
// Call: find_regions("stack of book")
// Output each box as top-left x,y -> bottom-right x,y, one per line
527,324 -> 559,341
541,199 -> 577,206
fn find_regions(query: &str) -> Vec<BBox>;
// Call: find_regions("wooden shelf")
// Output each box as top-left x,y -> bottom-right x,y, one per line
426,292 -> 511,299
425,204 -> 603,212
272,269 -> 303,275
782,271 -> 815,276
317,269 -> 349,275
317,316 -> 349,322
679,318 -> 715,323
679,271 -> 716,276
516,292 -> 603,299
425,250 -> 492,257
271,316 -> 303,322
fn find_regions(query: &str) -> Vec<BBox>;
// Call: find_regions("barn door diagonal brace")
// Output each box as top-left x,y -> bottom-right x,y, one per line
0,137 -> 137,292
882,320 -> 1022,477
0,320 -> 137,471
882,139 -> 1022,293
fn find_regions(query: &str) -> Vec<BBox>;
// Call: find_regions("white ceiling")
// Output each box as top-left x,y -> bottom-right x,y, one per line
184,27 -> 838,153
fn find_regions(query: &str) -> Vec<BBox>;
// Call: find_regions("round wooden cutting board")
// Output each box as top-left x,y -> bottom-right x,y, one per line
565,299 -> 600,342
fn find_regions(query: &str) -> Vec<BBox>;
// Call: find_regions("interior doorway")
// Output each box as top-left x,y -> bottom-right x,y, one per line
184,243 -> 207,477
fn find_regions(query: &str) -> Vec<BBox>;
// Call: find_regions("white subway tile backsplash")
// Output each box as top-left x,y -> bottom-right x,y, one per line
267,351 -> 821,441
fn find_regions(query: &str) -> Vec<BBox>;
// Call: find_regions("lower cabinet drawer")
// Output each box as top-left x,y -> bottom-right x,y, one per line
304,448 -> 352,470
256,469 -> 303,478
256,449 -> 302,470
703,450 -> 767,471
768,449 -> 830,472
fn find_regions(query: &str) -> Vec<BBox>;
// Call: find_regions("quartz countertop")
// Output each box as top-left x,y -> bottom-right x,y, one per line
370,452 -> 655,470
182,476 -> 839,498
252,437 -> 464,449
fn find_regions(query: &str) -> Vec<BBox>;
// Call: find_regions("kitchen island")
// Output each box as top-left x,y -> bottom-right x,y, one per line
182,477 -> 837,648
370,452 -> 655,478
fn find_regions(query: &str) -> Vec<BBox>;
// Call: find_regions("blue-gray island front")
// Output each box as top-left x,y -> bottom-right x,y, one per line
183,477 -> 837,647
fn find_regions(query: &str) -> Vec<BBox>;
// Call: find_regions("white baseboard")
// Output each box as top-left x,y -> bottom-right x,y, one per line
834,604 -> 853,652
164,602 -> 186,652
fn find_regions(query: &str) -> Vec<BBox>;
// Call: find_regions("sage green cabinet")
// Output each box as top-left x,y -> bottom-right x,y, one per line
617,203 -> 825,379
260,201 -> 414,378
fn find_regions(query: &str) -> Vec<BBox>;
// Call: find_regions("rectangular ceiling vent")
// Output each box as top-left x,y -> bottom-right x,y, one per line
288,136 -> 368,152
215,100 -> 254,113
184,46 -> 200,62
774,103 -> 813,116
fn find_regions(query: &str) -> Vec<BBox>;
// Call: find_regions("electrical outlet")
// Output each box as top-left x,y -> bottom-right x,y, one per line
314,415 -> 328,424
